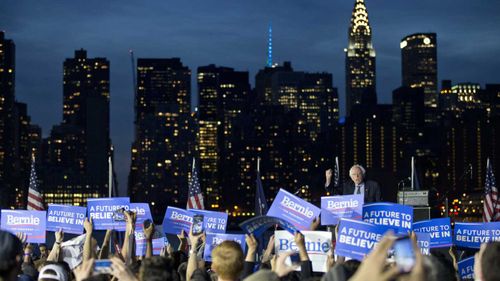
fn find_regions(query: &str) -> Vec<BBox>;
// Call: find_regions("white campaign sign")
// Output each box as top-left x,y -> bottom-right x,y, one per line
274,230 -> 332,273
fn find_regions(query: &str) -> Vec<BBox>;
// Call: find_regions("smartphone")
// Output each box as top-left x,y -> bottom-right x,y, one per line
393,236 -> 416,273
192,214 -> 204,235
94,259 -> 112,274
289,252 -> 301,264
143,219 -> 152,229
112,208 -> 126,222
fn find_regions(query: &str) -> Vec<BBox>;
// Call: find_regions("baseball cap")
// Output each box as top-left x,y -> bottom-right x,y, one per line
38,264 -> 68,281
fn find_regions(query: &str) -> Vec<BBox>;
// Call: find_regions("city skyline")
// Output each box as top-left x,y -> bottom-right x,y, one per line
1,0 -> 500,191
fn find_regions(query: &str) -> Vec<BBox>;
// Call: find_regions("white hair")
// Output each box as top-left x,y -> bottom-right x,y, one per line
349,164 -> 366,178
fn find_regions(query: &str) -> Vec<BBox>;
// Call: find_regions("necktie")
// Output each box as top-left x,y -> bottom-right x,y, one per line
354,185 -> 360,194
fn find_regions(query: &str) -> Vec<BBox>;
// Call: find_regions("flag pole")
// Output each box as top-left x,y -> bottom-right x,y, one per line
411,156 -> 415,191
257,157 -> 261,173
108,146 -> 113,197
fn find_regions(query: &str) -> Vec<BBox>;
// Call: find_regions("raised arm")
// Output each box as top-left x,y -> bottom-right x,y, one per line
83,218 -> 96,261
47,229 -> 64,262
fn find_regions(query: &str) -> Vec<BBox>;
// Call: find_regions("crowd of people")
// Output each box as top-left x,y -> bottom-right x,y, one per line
1,208 -> 499,281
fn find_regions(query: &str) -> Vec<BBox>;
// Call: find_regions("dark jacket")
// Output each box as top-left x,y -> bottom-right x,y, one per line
342,180 -> 382,204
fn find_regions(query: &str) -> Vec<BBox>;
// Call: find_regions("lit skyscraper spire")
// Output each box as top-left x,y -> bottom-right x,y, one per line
267,22 -> 273,67
345,0 -> 377,116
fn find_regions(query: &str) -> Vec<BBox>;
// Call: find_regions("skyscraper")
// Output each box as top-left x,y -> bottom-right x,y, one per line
345,0 -> 377,116
129,58 -> 194,219
197,65 -> 250,210
0,32 -> 41,209
42,49 -> 110,206
401,33 -> 438,109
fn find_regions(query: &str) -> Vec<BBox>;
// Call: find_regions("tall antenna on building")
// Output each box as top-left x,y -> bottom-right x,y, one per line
129,49 -> 137,133
267,22 -> 273,67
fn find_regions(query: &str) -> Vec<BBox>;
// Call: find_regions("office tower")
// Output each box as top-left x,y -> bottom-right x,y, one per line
453,82 -> 481,110
345,0 -> 377,116
0,32 -> 41,209
42,49 -> 110,205
439,79 -> 457,111
341,105 -> 400,201
129,58 -> 194,219
0,32 -> 16,208
197,65 -> 250,210
401,33 -> 438,109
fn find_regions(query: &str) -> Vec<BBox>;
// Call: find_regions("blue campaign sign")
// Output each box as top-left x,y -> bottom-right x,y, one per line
46,204 -> 86,234
267,188 -> 321,230
130,203 -> 152,230
335,218 -> 389,261
87,197 -> 130,231
454,222 -> 500,248
163,207 -> 194,235
321,194 -> 364,225
413,218 -> 452,248
135,231 -> 167,256
239,215 -> 299,237
0,210 -> 47,243
362,203 -> 413,234
458,256 -> 475,280
415,232 -> 430,255
190,209 -> 228,234
203,233 -> 246,262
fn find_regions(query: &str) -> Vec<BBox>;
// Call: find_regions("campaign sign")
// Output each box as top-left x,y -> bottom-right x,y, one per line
267,189 -> 321,230
458,256 -> 475,280
454,222 -> 500,248
321,194 -> 363,225
0,210 -> 46,243
239,215 -> 299,237
190,209 -> 228,234
362,203 -> 413,234
46,204 -> 86,234
415,232 -> 430,255
203,233 -> 246,261
275,230 -> 332,272
413,218 -> 452,248
135,231 -> 167,256
335,218 -> 389,261
87,197 -> 130,231
130,203 -> 152,230
163,207 -> 194,235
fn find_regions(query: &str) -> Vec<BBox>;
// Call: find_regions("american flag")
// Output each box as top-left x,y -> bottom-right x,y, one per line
483,158 -> 499,222
187,158 -> 204,210
27,155 -> 44,210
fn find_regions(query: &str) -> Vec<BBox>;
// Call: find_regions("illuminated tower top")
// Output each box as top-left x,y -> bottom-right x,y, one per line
345,0 -> 377,115
267,23 -> 273,67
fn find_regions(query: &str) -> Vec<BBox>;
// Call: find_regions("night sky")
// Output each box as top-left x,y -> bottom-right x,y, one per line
1,0 -> 500,194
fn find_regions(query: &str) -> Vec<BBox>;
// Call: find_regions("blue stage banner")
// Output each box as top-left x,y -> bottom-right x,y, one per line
362,203 -> 413,234
335,218 -> 389,261
190,209 -> 228,234
0,210 -> 47,243
135,231 -> 167,256
87,197 -> 130,231
267,188 -> 321,230
46,204 -> 86,234
415,232 -> 430,255
203,233 -> 246,262
458,256 -> 475,280
163,207 -> 194,235
454,222 -> 500,248
239,215 -> 299,237
321,194 -> 363,225
130,203 -> 152,230
413,218 -> 452,248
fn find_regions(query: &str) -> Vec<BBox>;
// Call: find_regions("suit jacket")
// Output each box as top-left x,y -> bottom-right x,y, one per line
342,180 -> 382,204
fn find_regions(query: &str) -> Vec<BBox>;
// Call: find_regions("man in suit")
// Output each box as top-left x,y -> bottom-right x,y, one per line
325,164 -> 382,203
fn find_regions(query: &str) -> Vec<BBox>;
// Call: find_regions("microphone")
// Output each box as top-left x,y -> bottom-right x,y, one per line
294,185 -> 309,195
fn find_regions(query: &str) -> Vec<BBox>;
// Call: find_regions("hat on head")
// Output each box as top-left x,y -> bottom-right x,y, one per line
38,264 -> 68,281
